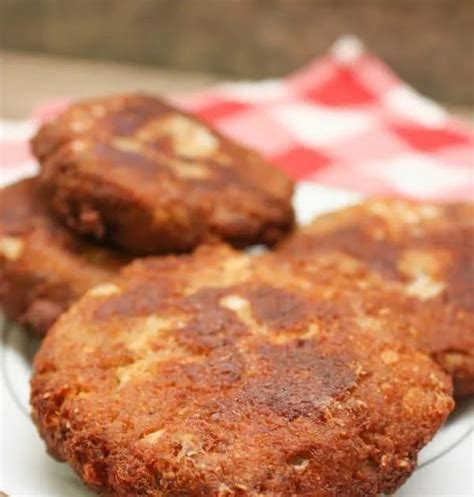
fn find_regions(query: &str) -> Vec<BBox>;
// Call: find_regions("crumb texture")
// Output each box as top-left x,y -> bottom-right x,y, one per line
0,178 -> 127,335
31,245 -> 453,496
279,198 -> 474,397
32,94 -> 294,255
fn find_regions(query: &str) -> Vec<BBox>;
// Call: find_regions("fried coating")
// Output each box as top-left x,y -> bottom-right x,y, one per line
31,94 -> 294,255
0,178 -> 128,335
31,245 -> 453,497
279,198 -> 474,396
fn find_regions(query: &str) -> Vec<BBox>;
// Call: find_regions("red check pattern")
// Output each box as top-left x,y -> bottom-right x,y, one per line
1,37 -> 473,200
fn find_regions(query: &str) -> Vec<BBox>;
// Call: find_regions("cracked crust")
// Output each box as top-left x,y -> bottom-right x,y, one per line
278,198 -> 474,397
0,178 -> 128,335
31,94 -> 294,255
31,245 -> 453,497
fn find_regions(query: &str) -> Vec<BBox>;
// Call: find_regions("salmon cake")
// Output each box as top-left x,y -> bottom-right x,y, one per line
31,94 -> 294,255
31,245 -> 453,497
0,178 -> 128,335
279,198 -> 474,396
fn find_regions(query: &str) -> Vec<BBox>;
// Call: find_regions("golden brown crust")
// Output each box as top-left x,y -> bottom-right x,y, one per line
32,94 -> 294,255
31,245 -> 453,497
278,198 -> 474,397
0,178 -> 128,335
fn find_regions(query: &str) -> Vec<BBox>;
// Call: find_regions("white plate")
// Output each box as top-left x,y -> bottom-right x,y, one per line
1,182 -> 473,496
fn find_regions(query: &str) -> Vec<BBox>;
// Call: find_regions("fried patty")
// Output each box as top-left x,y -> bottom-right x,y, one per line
0,178 -> 128,335
31,245 -> 453,497
279,198 -> 474,397
31,94 -> 294,255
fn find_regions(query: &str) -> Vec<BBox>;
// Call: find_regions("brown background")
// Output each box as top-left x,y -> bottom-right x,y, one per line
1,0 -> 473,118
2,0 -> 474,101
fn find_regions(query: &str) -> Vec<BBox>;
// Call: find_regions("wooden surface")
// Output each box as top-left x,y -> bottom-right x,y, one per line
0,51 -> 220,119
1,0 -> 473,104
0,50 -> 472,125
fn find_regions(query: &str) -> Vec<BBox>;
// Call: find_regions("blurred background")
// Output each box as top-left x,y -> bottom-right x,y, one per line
0,0 -> 473,119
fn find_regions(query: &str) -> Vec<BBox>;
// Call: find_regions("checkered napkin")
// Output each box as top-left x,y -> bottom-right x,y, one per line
1,37 -> 473,200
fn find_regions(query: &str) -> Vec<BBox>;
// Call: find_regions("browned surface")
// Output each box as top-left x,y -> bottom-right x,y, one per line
32,94 -> 294,255
0,178 -> 128,335
279,199 -> 474,396
31,245 -> 453,497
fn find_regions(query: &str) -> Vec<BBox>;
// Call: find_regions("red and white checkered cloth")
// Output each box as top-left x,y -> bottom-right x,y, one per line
1,37 -> 473,200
